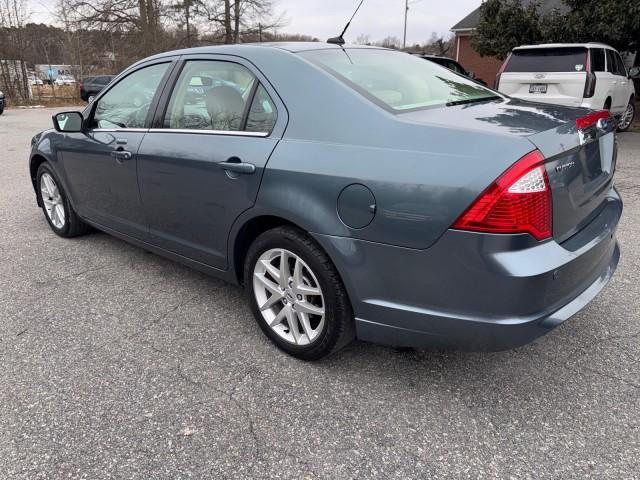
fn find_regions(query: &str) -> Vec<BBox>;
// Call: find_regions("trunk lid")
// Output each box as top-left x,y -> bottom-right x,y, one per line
527,114 -> 617,243
400,99 -> 617,244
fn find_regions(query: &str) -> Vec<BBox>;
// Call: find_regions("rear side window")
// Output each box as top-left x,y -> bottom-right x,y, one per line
590,49 -> 605,72
163,60 -> 277,134
504,48 -> 587,73
165,60 -> 255,131
246,85 -> 277,133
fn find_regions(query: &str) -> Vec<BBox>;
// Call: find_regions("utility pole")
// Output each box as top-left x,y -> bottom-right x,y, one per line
403,0 -> 409,50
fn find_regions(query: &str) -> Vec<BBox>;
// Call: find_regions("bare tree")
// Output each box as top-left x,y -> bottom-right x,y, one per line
61,0 -> 165,57
0,0 -> 31,100
201,0 -> 286,44
170,0 -> 205,47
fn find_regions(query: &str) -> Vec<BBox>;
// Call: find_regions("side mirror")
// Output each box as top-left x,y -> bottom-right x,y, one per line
468,71 -> 477,79
53,111 -> 84,132
629,66 -> 640,78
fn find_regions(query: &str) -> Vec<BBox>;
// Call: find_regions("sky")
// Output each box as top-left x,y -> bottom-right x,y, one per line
27,0 -> 482,45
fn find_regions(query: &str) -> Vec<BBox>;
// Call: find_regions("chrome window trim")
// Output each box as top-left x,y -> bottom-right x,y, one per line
147,128 -> 269,137
91,128 -> 150,133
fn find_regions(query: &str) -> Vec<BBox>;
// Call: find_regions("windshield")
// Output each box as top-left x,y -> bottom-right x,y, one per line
505,48 -> 588,73
301,49 -> 499,112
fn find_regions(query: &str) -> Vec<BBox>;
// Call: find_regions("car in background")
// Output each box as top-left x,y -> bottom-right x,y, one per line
0,90 -> 4,115
80,75 -> 116,102
29,76 -> 44,86
496,43 -> 637,131
29,44 -> 622,360
415,54 -> 487,85
54,75 -> 76,86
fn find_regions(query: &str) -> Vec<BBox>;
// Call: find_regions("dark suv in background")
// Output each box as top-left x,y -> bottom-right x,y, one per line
415,54 -> 487,85
79,75 -> 116,102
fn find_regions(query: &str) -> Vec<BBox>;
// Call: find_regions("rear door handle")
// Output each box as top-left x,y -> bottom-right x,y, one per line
110,150 -> 132,162
217,157 -> 256,174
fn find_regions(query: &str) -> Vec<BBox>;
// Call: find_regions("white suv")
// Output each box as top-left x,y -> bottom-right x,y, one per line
496,43 -> 638,131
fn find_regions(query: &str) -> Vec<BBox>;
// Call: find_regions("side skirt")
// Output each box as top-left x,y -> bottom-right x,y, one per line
83,218 -> 240,286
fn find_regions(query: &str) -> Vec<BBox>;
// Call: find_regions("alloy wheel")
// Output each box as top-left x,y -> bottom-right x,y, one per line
618,103 -> 635,131
252,248 -> 325,346
40,173 -> 65,229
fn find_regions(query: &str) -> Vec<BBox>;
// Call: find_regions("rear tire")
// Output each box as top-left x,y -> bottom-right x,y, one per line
244,226 -> 355,361
36,163 -> 91,238
617,99 -> 636,132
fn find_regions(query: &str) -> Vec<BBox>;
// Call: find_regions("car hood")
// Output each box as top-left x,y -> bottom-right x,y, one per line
399,98 -> 589,138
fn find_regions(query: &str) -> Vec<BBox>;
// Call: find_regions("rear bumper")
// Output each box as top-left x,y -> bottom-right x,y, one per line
313,189 -> 622,351
509,93 -> 583,108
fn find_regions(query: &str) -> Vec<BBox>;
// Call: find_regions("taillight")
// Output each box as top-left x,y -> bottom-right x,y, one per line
583,52 -> 596,98
452,150 -> 552,241
576,110 -> 611,130
583,72 -> 596,98
494,53 -> 511,90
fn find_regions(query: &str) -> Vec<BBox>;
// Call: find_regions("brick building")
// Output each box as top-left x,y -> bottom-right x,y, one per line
450,0 -> 566,86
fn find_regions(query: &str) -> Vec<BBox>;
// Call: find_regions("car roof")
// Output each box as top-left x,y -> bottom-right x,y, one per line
145,42 -> 385,60
514,42 -> 615,50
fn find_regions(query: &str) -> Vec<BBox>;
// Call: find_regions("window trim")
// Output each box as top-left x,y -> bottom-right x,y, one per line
147,128 -> 269,137
85,58 -> 177,132
151,54 -> 282,138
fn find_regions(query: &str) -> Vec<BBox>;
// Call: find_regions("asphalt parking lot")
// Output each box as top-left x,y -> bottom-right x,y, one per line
1,107 -> 639,479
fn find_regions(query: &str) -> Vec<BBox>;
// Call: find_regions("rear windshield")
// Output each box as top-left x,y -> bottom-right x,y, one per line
505,48 -> 588,73
301,49 -> 499,112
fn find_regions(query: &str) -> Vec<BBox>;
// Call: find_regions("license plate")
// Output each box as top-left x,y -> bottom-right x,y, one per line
529,84 -> 548,94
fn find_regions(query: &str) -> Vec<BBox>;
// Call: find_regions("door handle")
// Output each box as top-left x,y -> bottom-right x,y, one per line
217,157 -> 256,174
110,150 -> 133,162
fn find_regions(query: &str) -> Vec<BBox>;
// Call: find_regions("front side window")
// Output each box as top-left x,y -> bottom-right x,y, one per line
302,49 -> 498,112
92,62 -> 169,129
164,60 -> 258,131
505,48 -> 588,73
614,52 -> 628,77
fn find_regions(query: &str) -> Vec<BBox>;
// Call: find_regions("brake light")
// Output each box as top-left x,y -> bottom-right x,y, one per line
494,53 -> 511,90
576,110 -> 611,130
452,150 -> 552,241
583,50 -> 596,98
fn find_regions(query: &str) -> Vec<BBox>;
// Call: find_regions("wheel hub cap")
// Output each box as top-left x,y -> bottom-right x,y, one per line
253,248 -> 325,346
40,173 -> 65,229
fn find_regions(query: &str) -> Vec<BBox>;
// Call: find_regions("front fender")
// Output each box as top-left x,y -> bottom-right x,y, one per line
29,129 -> 71,207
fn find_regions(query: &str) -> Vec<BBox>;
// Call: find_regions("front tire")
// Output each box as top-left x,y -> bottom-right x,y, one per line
244,226 -> 355,361
617,99 -> 636,132
36,163 -> 90,238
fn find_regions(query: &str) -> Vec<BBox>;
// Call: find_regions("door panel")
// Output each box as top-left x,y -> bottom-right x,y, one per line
138,133 -> 278,268
612,51 -> 630,112
61,61 -> 173,238
137,58 -> 282,269
63,131 -> 147,238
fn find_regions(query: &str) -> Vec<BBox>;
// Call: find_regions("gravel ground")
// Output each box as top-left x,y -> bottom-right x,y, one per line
1,108 -> 639,479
